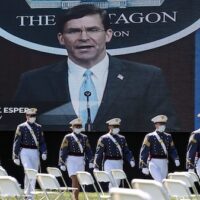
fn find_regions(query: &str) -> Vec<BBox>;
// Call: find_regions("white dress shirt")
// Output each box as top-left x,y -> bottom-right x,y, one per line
68,54 -> 109,116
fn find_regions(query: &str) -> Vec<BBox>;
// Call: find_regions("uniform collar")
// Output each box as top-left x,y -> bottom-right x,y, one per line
156,131 -> 164,134
26,121 -> 35,126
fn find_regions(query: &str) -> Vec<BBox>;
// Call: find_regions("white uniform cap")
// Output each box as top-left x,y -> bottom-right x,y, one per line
26,108 -> 37,115
69,118 -> 82,126
106,118 -> 121,126
197,113 -> 200,117
151,115 -> 168,123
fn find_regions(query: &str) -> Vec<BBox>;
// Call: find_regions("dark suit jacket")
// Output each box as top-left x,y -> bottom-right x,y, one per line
14,56 -> 179,132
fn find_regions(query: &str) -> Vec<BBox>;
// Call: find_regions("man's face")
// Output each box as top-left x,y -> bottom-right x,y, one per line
155,122 -> 165,128
26,114 -> 36,123
109,125 -> 120,131
57,14 -> 113,67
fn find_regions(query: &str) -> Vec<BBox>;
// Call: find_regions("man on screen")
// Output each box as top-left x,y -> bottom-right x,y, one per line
14,4 -> 179,132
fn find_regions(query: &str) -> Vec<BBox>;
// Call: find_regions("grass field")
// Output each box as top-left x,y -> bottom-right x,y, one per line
1,191 -> 197,199
33,192 -> 195,200
34,192 -> 101,200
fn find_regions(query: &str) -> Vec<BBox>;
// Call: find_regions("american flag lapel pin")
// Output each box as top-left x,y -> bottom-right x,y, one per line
117,74 -> 124,80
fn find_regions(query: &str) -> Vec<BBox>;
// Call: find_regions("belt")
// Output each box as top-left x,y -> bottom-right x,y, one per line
21,145 -> 38,149
151,155 -> 167,159
68,152 -> 84,156
105,156 -> 122,160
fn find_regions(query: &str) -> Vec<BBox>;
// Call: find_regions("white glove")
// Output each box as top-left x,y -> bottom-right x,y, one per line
60,165 -> 66,171
142,168 -> 149,175
41,154 -> 47,161
188,169 -> 195,173
130,161 -> 135,168
14,159 -> 20,166
175,159 -> 180,167
89,163 -> 94,169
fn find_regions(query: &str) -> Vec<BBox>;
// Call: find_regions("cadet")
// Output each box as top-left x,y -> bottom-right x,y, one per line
94,118 -> 135,187
12,108 -> 47,200
186,113 -> 200,176
139,115 -> 180,182
59,118 -> 94,200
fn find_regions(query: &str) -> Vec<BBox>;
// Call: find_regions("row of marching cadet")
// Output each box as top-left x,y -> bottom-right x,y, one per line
7,108 -> 200,199
0,165 -> 200,200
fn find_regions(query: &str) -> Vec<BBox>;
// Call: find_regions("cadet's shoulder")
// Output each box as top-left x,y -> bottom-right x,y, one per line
17,122 -> 27,128
147,131 -> 155,137
100,133 -> 109,140
80,133 -> 88,138
190,131 -> 200,141
188,131 -> 200,143
117,134 -> 125,139
65,133 -> 73,138
101,134 -> 107,139
192,129 -> 200,134
163,132 -> 171,137
34,122 -> 42,127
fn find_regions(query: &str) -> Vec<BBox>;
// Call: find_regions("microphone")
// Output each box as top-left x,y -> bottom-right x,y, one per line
84,91 -> 91,97
84,91 -> 92,132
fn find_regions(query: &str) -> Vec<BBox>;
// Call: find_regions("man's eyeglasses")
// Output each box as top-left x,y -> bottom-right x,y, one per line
63,27 -> 105,37
112,125 -> 120,128
73,125 -> 82,128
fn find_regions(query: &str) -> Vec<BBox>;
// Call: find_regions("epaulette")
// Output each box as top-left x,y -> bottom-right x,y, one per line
97,138 -> 104,147
143,136 -> 150,147
61,138 -> 68,148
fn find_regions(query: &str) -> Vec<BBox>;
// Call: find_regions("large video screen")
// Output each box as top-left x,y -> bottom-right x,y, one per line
0,0 -> 200,132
